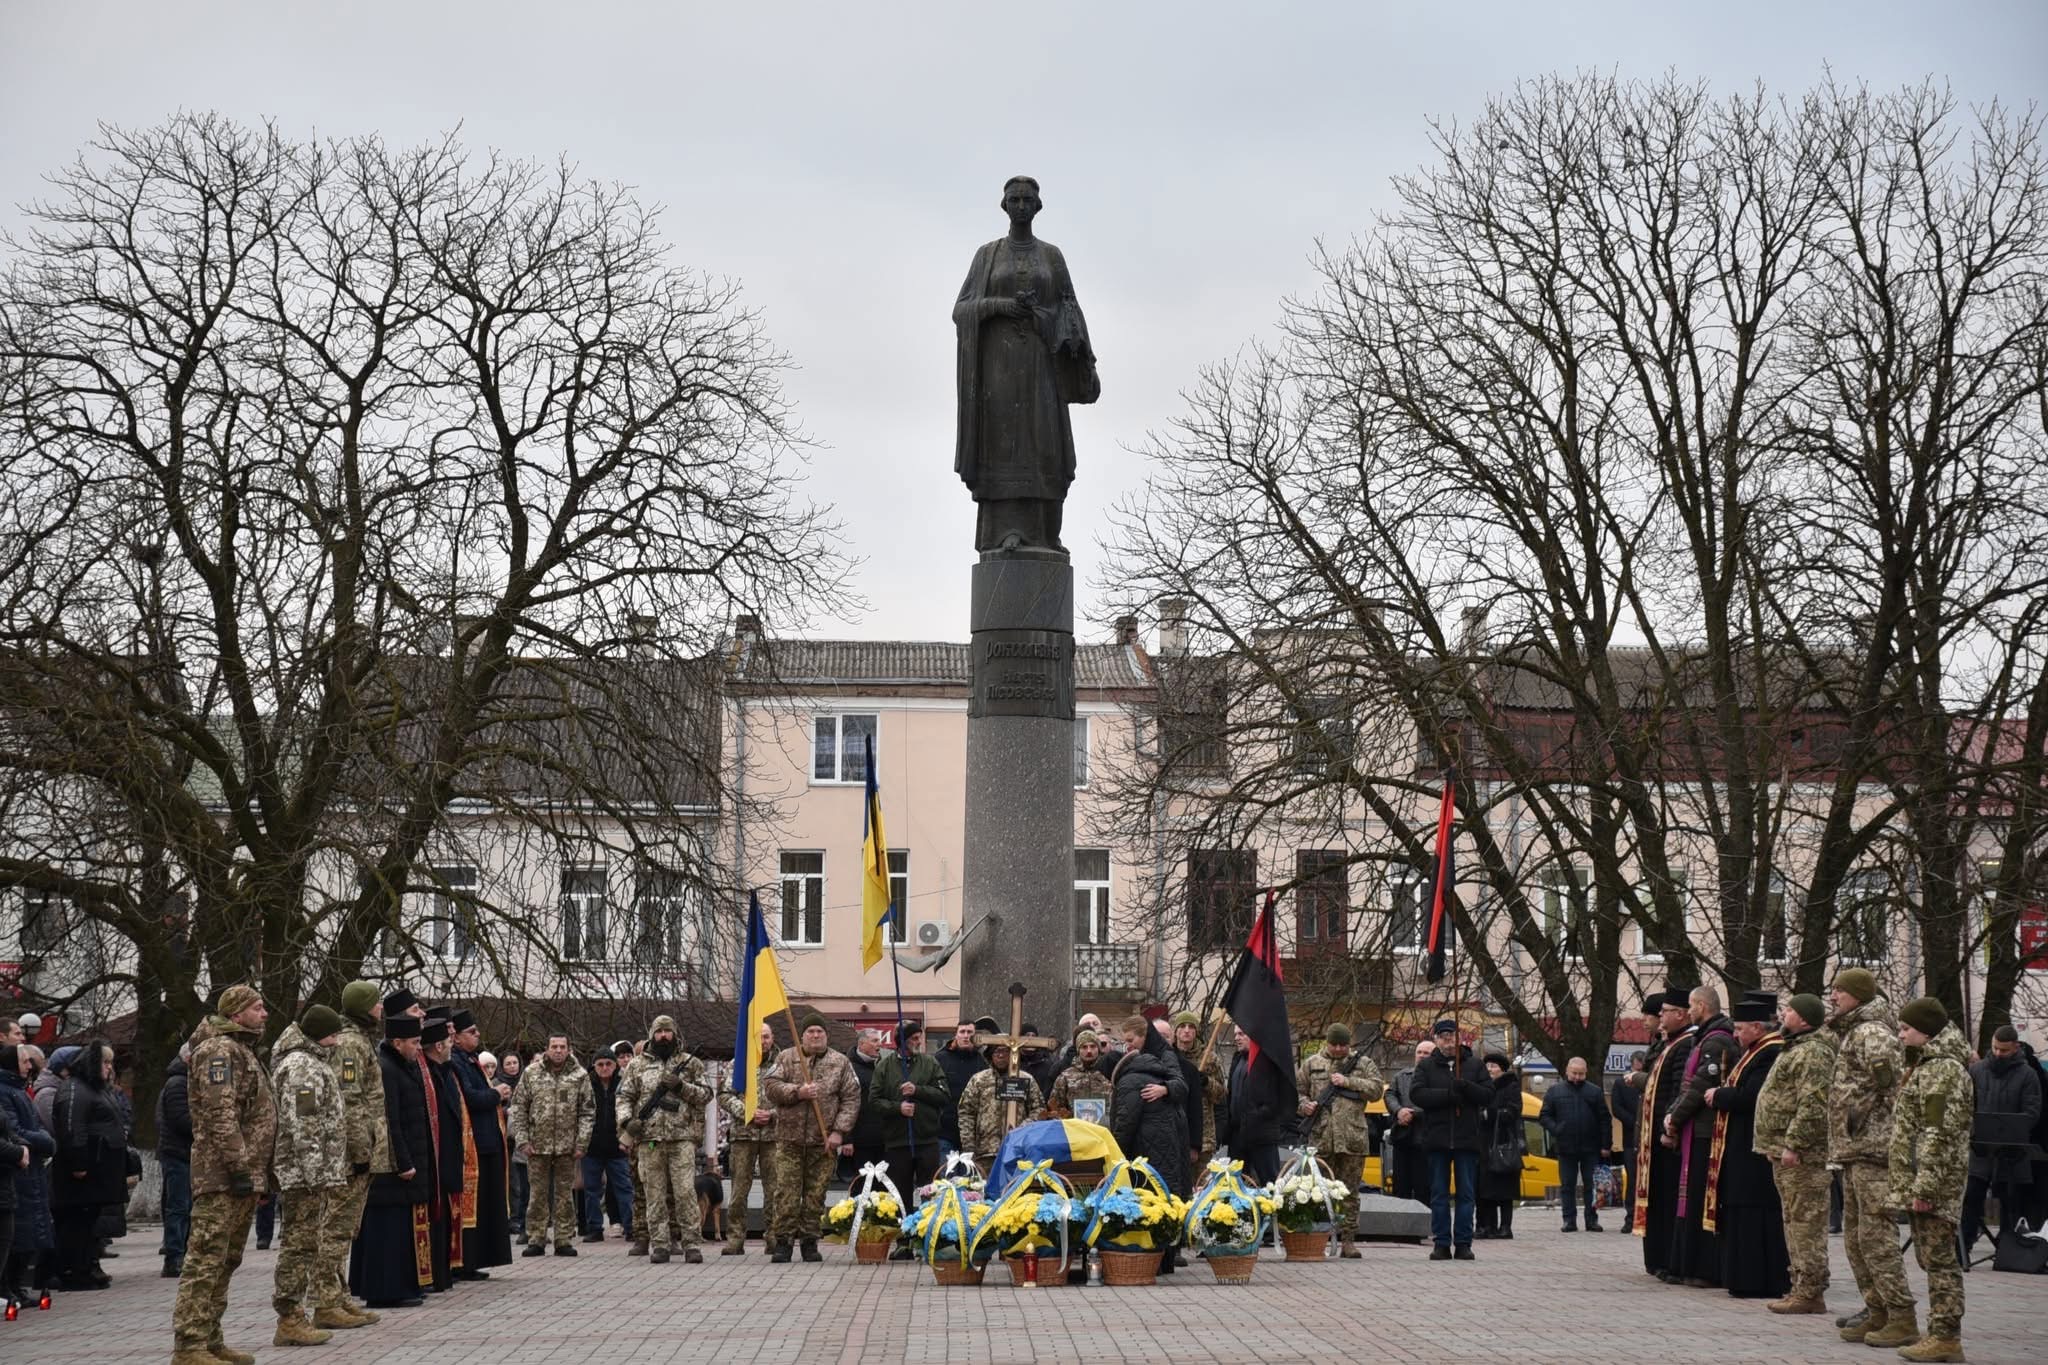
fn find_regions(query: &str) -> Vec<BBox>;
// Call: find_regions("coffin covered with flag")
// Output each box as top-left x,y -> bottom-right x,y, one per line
984,1120 -> 1125,1201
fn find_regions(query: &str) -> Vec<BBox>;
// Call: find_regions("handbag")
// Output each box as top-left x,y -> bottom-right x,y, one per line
1485,1140 -> 1522,1176
1992,1222 -> 2048,1274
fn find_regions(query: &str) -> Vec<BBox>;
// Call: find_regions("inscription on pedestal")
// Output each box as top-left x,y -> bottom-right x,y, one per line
970,629 -> 1075,719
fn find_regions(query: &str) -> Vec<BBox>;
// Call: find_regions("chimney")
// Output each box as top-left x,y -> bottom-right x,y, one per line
1115,614 -> 1139,646
734,613 -> 763,643
1157,598 -> 1189,656
1460,604 -> 1489,655
626,612 -> 658,656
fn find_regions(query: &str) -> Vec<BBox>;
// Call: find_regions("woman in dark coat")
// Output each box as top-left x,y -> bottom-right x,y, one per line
1,1045 -> 56,1303
1108,1017 -> 1189,1274
50,1039 -> 125,1288
0,1079 -> 29,1306
351,1021 -> 433,1308
1474,1054 -> 1525,1239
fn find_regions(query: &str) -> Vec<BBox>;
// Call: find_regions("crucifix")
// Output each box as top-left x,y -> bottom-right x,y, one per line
979,981 -> 1062,1133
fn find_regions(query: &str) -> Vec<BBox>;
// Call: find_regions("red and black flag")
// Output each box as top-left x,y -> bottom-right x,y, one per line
1221,889 -> 1297,1109
1423,775 -> 1457,984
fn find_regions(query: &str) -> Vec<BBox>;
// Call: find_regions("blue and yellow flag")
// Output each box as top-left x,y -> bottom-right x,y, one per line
984,1119 -> 1127,1201
860,731 -> 892,971
733,892 -> 788,1121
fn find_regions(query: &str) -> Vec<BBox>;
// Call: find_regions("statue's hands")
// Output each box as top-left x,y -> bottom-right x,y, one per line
992,296 -> 1031,319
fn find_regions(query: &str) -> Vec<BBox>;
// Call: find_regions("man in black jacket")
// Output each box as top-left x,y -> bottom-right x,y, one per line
844,1030 -> 886,1181
1384,1039 -> 1433,1202
1539,1056 -> 1612,1232
1410,1017 -> 1492,1260
1963,1024 -> 2044,1255
579,1054 -> 632,1242
1225,1023 -> 1288,1187
157,1045 -> 193,1277
934,1021 -> 988,1161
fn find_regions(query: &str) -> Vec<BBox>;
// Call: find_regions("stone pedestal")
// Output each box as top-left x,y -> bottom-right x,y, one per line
960,548 -> 1076,1026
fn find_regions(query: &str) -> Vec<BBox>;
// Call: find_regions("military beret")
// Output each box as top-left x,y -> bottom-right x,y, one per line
1324,1022 -> 1353,1045
1899,996 -> 1948,1036
385,1016 -> 422,1040
382,987 -> 420,1016
421,1019 -> 451,1046
300,1004 -> 344,1040
799,1012 -> 830,1034
216,983 -> 263,1018
1785,994 -> 1827,1028
1832,967 -> 1878,1004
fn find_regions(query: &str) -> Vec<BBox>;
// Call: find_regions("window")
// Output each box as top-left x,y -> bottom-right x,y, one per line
1073,717 -> 1091,788
886,850 -> 908,945
561,867 -> 607,962
427,866 -> 476,961
1187,849 -> 1257,953
1761,874 -> 1790,963
1633,869 -> 1688,962
779,851 -> 824,945
1288,695 -> 1355,777
1543,866 -> 1591,962
812,713 -> 877,783
1074,849 -> 1112,945
633,864 -> 689,967
1387,870 -> 1427,954
1295,849 -> 1349,949
1158,669 -> 1227,775
20,889 -> 66,954
1838,870 -> 1890,964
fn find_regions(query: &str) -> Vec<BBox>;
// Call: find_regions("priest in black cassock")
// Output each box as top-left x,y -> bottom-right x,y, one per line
1631,991 -> 1694,1279
351,1015 -> 430,1308
418,1015 -> 460,1293
449,1009 -> 512,1274
1664,986 -> 1738,1287
1703,992 -> 1789,1299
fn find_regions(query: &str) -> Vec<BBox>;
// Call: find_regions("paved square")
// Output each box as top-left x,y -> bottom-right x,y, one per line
3,1223 -> 2036,1364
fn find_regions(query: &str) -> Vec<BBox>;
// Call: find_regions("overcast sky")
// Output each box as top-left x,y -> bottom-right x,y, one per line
5,2 -> 2044,644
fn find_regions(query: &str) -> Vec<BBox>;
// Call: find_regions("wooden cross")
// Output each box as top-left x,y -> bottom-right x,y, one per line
977,982 -> 1061,1133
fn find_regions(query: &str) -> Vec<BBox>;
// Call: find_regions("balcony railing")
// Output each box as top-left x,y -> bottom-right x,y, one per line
1074,942 -> 1142,992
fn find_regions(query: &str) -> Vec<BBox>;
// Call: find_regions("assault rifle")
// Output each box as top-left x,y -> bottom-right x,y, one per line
1302,1053 -> 1371,1122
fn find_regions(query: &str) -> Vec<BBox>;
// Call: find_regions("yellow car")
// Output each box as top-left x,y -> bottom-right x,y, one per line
1361,1089 -> 1562,1202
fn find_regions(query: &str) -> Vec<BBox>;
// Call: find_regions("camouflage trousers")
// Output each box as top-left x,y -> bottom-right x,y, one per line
1772,1159 -> 1832,1300
272,1184 -> 335,1316
316,1172 -> 370,1310
639,1139 -> 700,1252
727,1139 -> 771,1248
1841,1161 -> 1912,1312
767,1141 -> 833,1245
1328,1151 -> 1367,1246
526,1153 -> 579,1248
1908,1211 -> 1963,1338
629,1146 -> 683,1246
172,1191 -> 257,1352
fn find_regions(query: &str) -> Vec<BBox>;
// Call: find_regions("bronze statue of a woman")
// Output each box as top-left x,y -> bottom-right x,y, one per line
952,175 -> 1099,553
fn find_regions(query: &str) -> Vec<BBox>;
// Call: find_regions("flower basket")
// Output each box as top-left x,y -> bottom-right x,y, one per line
930,1259 -> 985,1286
902,1178 -> 992,1268
1080,1158 -> 1189,1261
852,1233 -> 893,1263
1097,1249 -> 1159,1286
825,1164 -> 906,1249
1206,1252 -> 1257,1284
1269,1150 -> 1355,1236
1182,1158 -> 1275,1263
1281,1229 -> 1331,1261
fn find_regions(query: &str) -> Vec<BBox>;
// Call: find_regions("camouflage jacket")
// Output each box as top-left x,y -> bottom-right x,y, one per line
1828,996 -> 1903,1165
270,1024 -> 349,1192
1046,1063 -> 1113,1119
617,1048 -> 712,1145
1886,1023 -> 1974,1219
508,1055 -> 593,1156
763,1045 -> 862,1147
1296,1049 -> 1385,1154
956,1067 -> 1042,1160
331,1014 -> 387,1171
718,1050 -> 779,1142
1181,1047 -> 1228,1149
1751,1023 -> 1839,1160
187,1015 -> 276,1196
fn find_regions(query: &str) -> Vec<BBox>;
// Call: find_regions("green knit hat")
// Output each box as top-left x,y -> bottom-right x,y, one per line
1899,996 -> 1948,1036
301,1005 -> 344,1041
1170,1011 -> 1200,1029
1786,994 -> 1827,1029
340,980 -> 380,1020
1325,1022 -> 1353,1045
799,1011 -> 830,1034
1832,967 -> 1878,1004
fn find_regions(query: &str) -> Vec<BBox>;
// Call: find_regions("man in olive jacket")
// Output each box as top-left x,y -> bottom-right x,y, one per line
1827,968 -> 1910,1345
762,1014 -> 862,1263
172,984 -> 275,1365
508,1034 -> 593,1254
1751,993 -> 1838,1314
866,1021 -> 950,1199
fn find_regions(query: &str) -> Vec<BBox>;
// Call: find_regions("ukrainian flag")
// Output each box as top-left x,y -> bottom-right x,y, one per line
733,891 -> 788,1121
984,1119 -> 1126,1200
859,731 -> 891,971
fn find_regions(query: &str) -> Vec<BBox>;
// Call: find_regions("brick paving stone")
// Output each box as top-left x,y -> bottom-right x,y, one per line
0,1224 -> 2040,1363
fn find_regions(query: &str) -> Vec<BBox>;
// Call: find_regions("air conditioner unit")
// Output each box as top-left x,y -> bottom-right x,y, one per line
913,919 -> 954,949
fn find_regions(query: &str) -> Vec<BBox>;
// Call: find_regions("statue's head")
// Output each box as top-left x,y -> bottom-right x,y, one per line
1001,175 -> 1042,225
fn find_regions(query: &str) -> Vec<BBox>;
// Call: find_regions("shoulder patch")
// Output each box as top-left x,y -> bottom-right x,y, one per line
208,1055 -> 230,1086
1926,1094 -> 1946,1127
341,1057 -> 359,1085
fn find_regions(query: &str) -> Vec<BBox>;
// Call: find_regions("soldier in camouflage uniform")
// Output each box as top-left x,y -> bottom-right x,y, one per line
1046,1029 -> 1114,1119
957,1041 -> 1042,1171
617,1014 -> 713,1264
508,1034 -> 593,1253
1174,1013 -> 1227,1168
1751,993 -> 1839,1314
762,1014 -> 862,1262
1296,1023 -> 1385,1257
1826,968 -> 1913,1345
170,984 -> 276,1365
315,980 -> 385,1330
1886,999 -> 1974,1362
717,1023 -> 779,1254
269,1006 -> 350,1347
